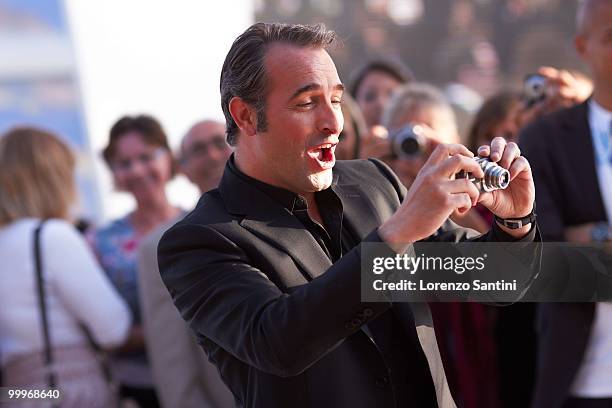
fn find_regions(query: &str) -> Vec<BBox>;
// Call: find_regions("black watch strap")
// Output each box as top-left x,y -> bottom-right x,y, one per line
494,208 -> 537,229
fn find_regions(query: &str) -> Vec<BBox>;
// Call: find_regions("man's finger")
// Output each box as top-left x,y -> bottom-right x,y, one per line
508,156 -> 531,181
558,69 -> 574,86
537,66 -> 559,79
449,192 -> 472,214
445,178 -> 480,207
477,145 -> 490,157
437,154 -> 484,178
499,142 -> 521,170
424,136 -> 443,157
489,137 -> 507,162
427,143 -> 474,166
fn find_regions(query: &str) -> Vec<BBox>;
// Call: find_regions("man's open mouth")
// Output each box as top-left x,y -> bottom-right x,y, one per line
307,143 -> 336,162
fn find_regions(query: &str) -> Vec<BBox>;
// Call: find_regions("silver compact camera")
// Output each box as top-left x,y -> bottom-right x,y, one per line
390,124 -> 426,158
523,74 -> 547,107
456,157 -> 510,193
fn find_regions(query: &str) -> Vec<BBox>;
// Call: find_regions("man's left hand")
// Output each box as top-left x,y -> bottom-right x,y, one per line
476,137 -> 535,235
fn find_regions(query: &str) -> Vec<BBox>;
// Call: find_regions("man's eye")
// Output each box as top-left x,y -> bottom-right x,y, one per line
297,101 -> 314,107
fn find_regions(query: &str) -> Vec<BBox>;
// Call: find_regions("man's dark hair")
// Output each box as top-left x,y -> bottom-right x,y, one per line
220,22 -> 337,146
348,59 -> 414,99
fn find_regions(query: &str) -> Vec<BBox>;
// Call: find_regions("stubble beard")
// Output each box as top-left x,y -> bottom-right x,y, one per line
307,169 -> 333,192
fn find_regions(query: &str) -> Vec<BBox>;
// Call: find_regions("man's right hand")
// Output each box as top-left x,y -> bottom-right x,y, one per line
379,143 -> 484,252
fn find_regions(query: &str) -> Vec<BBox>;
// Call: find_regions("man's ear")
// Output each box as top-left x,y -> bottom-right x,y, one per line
229,97 -> 258,137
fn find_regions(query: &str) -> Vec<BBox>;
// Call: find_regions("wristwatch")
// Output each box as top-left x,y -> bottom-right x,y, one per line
494,207 -> 537,229
591,222 -> 612,242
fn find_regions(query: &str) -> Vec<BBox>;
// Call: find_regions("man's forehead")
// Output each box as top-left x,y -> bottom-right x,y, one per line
264,43 -> 341,92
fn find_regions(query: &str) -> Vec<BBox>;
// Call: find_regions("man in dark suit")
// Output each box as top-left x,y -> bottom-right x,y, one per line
520,1 -> 612,407
158,22 -> 539,408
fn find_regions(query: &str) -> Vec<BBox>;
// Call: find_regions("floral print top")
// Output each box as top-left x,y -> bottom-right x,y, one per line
88,215 -> 143,324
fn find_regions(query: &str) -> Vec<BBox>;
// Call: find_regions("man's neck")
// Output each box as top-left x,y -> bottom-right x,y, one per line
235,150 -> 326,224
234,150 -> 287,191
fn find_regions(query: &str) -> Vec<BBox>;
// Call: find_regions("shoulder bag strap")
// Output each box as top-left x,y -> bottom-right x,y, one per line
33,221 -> 58,392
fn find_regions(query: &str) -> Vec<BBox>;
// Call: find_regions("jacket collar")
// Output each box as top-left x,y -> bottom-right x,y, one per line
218,158 -> 380,280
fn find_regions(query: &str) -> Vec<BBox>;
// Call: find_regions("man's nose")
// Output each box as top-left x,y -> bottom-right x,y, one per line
317,102 -> 343,135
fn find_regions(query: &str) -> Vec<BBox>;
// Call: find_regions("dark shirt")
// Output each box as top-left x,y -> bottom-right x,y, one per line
228,157 -> 353,262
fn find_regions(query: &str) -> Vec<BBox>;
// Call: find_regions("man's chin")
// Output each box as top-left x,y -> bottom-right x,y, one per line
308,169 -> 333,191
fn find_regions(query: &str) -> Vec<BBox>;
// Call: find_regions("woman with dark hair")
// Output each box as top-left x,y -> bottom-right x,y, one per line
466,91 -> 523,154
349,58 -> 414,129
88,115 -> 181,408
0,127 -> 130,408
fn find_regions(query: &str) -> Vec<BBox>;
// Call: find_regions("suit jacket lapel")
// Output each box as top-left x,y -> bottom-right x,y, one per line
240,216 -> 332,281
332,181 -> 385,240
219,164 -> 331,281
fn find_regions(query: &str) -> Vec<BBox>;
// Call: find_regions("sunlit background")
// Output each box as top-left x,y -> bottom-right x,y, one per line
0,0 -> 580,224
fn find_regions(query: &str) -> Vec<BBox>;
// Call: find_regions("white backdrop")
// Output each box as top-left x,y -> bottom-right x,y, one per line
64,1 -> 253,222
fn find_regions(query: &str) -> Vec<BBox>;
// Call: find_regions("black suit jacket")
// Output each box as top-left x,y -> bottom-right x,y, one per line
520,101 -> 608,408
158,158 -> 538,408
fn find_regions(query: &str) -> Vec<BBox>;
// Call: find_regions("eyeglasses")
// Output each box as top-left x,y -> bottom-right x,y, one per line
181,136 -> 228,162
111,148 -> 167,173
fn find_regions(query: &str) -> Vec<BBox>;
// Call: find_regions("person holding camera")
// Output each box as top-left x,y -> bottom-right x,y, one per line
380,84 -> 461,182
158,22 -> 540,408
381,82 -> 490,234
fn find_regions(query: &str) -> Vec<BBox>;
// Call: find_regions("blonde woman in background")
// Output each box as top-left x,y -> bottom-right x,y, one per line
0,127 -> 131,408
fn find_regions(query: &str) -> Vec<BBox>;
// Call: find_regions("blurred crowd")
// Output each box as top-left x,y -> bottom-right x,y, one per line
257,0 -> 582,97
1,2 -> 611,408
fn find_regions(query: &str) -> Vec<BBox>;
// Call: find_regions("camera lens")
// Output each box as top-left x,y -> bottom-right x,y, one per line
524,74 -> 547,106
400,137 -> 420,156
456,157 -> 510,192
391,124 -> 425,158
481,159 -> 510,191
